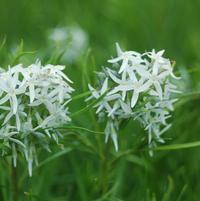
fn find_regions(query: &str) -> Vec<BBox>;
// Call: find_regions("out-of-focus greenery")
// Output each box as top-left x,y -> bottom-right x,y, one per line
0,0 -> 200,201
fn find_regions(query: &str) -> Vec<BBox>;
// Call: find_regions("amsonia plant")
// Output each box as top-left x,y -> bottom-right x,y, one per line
0,60 -> 73,176
0,43 -> 181,177
87,43 -> 181,151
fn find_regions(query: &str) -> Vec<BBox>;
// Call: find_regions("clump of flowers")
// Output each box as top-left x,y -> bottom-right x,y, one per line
48,26 -> 88,63
87,43 -> 180,151
0,60 -> 74,176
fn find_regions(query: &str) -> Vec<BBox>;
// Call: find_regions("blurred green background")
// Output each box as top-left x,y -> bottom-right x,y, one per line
0,0 -> 200,200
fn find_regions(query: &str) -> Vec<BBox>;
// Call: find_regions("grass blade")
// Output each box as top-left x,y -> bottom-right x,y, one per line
35,148 -> 72,169
152,141 -> 200,151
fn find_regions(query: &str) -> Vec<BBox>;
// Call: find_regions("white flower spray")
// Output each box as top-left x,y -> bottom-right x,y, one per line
0,60 -> 74,176
87,43 -> 181,151
48,26 -> 88,63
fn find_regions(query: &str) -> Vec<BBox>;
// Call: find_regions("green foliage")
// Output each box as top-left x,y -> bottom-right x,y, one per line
0,0 -> 200,201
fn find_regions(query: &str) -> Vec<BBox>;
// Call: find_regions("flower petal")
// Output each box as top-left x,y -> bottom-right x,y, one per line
131,91 -> 139,108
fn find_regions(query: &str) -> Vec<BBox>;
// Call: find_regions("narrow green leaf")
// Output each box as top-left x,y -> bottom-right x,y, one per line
0,36 -> 6,51
35,148 -> 72,169
152,141 -> 200,151
70,90 -> 108,117
161,176 -> 173,201
177,184 -> 187,201
72,91 -> 91,101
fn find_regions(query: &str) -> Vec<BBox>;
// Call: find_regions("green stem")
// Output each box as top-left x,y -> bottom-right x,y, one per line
100,141 -> 110,195
11,165 -> 18,201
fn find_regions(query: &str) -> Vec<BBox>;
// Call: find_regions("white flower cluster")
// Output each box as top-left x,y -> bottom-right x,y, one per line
0,60 -> 74,176
87,43 -> 180,151
48,26 -> 88,63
